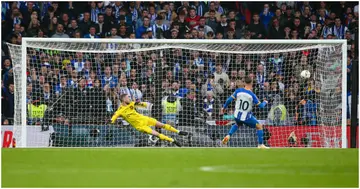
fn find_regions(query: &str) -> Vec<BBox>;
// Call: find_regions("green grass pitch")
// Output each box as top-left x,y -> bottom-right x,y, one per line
2,148 -> 358,187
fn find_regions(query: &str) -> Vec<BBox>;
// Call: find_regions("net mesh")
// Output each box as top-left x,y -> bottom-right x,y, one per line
7,40 -> 344,148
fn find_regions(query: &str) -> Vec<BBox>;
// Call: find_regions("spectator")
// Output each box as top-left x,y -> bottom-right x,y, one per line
191,2 -> 204,17
186,8 -> 201,29
178,79 -> 192,98
214,62 -> 230,90
204,2 -> 221,21
194,17 -> 214,35
112,1 -> 123,22
101,66 -> 117,88
66,19 -> 79,37
291,17 -> 304,37
203,91 -> 216,120
136,16 -> 151,38
109,27 -> 121,38
171,81 -> 180,97
103,6 -> 114,26
27,17 -> 41,37
170,28 -> 180,39
46,16 -> 58,36
84,26 -> 100,38
256,64 -> 266,89
20,2 -> 39,28
60,12 -> 70,29
157,9 -> 171,27
148,4 -> 157,23
42,82 -> 53,103
302,6 -> 312,20
151,15 -> 169,39
216,14 -> 228,36
321,18 -> 332,38
2,58 -> 12,80
248,13 -> 266,39
206,10 -> 218,33
268,18 -> 285,39
95,14 -> 110,36
72,52 -> 85,72
118,77 -> 131,97
201,75 -> 223,98
271,8 -> 286,28
227,19 -> 241,39
2,82 -> 14,119
136,9 -> 149,29
51,24 -> 70,38
89,2 -> 100,23
260,3 -> 274,30
130,82 -> 143,102
79,12 -> 93,35
330,17 -> 348,39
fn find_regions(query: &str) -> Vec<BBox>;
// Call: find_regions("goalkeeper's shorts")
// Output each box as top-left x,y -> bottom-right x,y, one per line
134,116 -> 157,134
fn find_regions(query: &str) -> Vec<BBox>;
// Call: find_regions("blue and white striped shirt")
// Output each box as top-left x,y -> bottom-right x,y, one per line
152,24 -> 169,39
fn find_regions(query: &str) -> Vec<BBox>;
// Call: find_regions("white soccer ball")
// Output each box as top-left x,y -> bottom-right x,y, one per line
300,70 -> 311,79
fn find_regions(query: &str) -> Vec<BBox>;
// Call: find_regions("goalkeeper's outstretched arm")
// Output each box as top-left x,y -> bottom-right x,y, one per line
134,102 -> 147,107
111,109 -> 121,124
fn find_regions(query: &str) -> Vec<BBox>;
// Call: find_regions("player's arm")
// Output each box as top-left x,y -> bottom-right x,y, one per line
134,102 -> 147,107
110,109 -> 122,124
256,101 -> 268,108
223,93 -> 236,109
253,93 -> 267,108
220,94 -> 235,114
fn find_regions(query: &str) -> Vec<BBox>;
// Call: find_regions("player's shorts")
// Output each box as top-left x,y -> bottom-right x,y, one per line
134,116 -> 157,134
234,116 -> 259,128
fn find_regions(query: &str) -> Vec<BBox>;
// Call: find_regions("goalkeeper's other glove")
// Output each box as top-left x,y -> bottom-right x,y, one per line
222,135 -> 230,145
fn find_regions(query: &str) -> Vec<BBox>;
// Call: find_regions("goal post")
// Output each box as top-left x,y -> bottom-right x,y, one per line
7,38 -> 347,148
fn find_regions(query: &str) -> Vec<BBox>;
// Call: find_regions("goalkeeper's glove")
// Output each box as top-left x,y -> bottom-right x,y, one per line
222,135 -> 230,145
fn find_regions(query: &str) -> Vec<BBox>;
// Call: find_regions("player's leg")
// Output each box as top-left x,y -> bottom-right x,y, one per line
137,126 -> 181,147
244,117 -> 269,149
222,120 -> 240,145
153,119 -> 190,136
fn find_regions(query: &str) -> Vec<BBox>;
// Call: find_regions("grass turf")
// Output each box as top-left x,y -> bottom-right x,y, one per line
1,148 -> 358,187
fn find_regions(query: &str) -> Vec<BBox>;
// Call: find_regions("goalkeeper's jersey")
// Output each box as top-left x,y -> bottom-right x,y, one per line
111,102 -> 148,126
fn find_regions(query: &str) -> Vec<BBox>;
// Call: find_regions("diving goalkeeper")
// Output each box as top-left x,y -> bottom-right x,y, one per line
110,94 -> 189,147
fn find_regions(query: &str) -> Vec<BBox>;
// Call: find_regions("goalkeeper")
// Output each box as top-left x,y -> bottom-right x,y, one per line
110,94 -> 189,147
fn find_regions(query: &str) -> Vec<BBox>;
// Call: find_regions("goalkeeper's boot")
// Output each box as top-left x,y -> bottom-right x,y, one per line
178,131 -> 190,136
173,139 -> 182,147
257,144 -> 269,149
222,135 -> 230,145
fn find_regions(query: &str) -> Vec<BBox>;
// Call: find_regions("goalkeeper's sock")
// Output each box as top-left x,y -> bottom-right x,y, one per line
163,124 -> 179,133
256,129 -> 264,145
158,134 -> 174,143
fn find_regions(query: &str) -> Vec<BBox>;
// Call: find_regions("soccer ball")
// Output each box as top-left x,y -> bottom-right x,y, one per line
300,70 -> 311,79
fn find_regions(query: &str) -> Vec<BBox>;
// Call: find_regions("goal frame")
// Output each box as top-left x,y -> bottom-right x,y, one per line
18,38 -> 348,148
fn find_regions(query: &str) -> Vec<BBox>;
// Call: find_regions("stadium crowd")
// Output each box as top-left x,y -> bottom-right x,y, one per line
1,1 -> 358,127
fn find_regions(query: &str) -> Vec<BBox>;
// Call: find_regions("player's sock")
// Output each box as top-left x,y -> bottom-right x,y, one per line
158,134 -> 174,142
163,124 -> 180,133
256,129 -> 264,145
228,124 -> 239,136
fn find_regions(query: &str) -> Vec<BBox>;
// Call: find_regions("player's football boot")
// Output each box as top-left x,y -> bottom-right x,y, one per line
173,140 -> 182,147
257,144 -> 269,149
178,131 -> 190,136
222,135 -> 230,144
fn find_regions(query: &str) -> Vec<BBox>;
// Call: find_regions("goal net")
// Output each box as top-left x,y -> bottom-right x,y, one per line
6,39 -> 347,148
